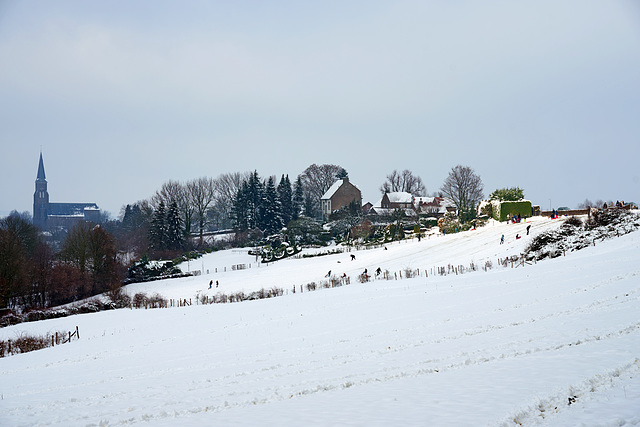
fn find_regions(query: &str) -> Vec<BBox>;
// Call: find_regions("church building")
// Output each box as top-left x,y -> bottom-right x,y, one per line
33,153 -> 101,230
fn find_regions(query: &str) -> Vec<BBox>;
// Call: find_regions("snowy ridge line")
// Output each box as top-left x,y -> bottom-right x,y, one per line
496,358 -> 640,427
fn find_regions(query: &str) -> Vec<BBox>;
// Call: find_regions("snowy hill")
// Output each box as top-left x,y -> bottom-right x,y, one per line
1,215 -> 639,426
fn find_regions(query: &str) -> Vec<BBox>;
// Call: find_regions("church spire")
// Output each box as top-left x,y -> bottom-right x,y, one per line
36,152 -> 46,182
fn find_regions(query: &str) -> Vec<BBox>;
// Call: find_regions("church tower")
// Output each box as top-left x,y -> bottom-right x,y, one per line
33,152 -> 49,229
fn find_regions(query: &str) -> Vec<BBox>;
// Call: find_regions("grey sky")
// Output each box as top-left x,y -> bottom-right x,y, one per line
1,0 -> 639,217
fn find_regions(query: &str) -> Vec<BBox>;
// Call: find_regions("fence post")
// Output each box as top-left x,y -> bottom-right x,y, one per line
76,326 -> 79,339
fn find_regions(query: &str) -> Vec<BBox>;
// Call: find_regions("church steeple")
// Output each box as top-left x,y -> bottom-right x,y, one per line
33,152 -> 49,229
36,152 -> 46,182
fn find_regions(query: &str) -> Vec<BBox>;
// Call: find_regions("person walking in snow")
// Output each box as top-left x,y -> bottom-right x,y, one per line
209,280 -> 213,289
500,235 -> 504,244
350,254 -> 356,261
216,280 -> 219,288
326,270 -> 331,278
526,225 -> 531,235
376,267 -> 382,277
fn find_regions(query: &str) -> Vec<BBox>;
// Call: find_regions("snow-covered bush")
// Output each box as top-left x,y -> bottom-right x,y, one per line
525,210 -> 640,261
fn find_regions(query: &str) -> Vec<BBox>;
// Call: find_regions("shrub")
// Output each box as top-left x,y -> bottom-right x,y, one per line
404,268 -> 418,279
132,292 -> 148,308
563,216 -> 583,228
147,293 -> 167,308
107,285 -> 132,308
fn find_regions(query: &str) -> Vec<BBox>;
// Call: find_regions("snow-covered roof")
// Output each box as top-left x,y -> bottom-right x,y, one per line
414,196 -> 436,204
321,180 -> 343,200
321,178 -> 359,200
386,192 -> 413,204
369,207 -> 417,217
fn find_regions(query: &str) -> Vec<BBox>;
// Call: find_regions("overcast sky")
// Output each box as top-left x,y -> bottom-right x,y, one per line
1,0 -> 639,217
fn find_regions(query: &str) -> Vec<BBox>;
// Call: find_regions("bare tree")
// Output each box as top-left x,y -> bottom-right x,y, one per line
298,164 -> 346,218
187,177 -> 217,246
577,198 -> 604,209
151,180 -> 194,235
379,169 -> 426,195
213,172 -> 251,230
440,165 -> 484,222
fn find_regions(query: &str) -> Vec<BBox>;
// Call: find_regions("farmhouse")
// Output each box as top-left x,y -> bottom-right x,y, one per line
321,177 -> 362,220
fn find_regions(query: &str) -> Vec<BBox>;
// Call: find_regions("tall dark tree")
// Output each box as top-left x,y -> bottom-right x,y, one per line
246,171 -> 265,230
233,171 -> 265,231
292,175 -> 305,221
149,200 -> 168,251
277,174 -> 293,226
118,202 -> 151,256
440,165 -> 484,222
262,176 -> 283,235
166,201 -> 185,250
233,180 -> 250,231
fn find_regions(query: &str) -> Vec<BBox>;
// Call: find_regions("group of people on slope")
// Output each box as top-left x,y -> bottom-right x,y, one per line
500,224 -> 531,244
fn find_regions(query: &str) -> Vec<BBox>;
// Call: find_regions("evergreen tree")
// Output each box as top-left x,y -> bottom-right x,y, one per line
122,204 -> 147,232
246,171 -> 264,230
232,181 -> 249,231
262,176 -> 283,235
303,194 -> 316,218
292,175 -> 305,221
149,200 -> 168,250
166,201 -> 185,250
336,167 -> 349,179
277,174 -> 293,226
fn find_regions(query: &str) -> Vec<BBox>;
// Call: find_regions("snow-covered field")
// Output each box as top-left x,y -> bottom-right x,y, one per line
1,216 -> 639,426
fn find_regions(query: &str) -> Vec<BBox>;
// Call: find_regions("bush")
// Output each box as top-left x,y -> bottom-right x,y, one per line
563,216 -> 583,228
147,293 -> 167,308
107,286 -> 131,308
126,257 -> 183,284
132,292 -> 148,308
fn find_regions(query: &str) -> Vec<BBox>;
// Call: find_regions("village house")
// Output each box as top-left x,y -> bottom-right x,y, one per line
414,196 -> 454,217
321,177 -> 362,220
366,194 -> 454,219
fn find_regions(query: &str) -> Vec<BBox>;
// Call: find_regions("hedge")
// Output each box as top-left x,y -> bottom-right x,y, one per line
496,200 -> 532,222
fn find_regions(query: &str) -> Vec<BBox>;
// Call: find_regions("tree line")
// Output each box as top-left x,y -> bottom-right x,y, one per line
0,214 -> 123,310
1,162 -> 492,311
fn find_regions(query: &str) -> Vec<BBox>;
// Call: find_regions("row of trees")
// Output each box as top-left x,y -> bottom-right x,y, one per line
0,214 -> 123,310
114,164 -> 351,256
119,164 -> 487,256
233,172 -> 303,235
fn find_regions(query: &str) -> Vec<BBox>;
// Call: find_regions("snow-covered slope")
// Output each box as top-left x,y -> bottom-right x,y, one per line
127,216 -> 562,300
1,216 -> 639,426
